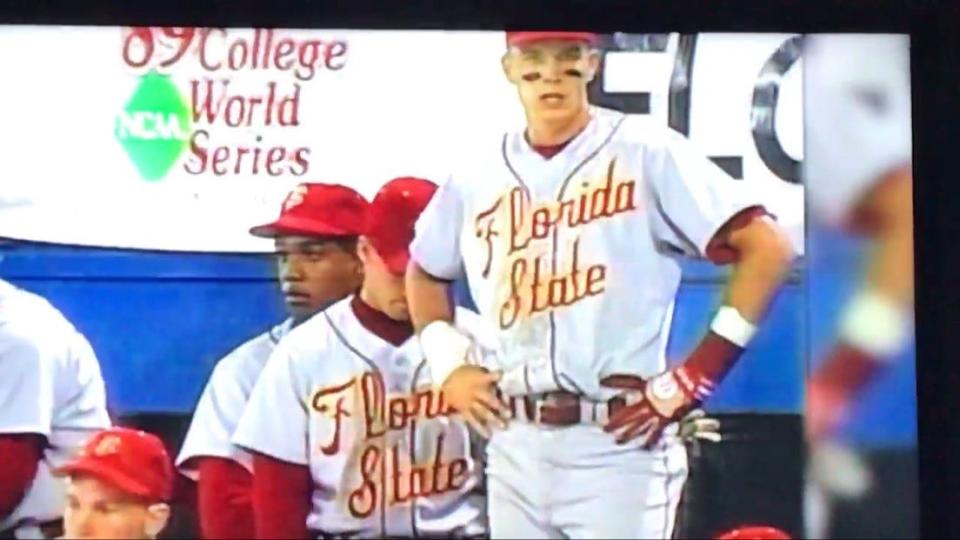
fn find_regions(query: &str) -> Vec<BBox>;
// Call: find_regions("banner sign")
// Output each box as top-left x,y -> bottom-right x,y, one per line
0,28 -> 803,253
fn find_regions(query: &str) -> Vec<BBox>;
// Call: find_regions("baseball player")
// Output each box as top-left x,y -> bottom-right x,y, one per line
176,183 -> 369,539
405,31 -> 797,539
802,34 -> 914,539
0,279 -> 111,540
802,33 -> 914,445
56,427 -> 174,540
233,177 -> 490,539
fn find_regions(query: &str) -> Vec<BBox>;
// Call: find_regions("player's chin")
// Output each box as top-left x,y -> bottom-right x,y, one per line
285,298 -> 322,322
386,300 -> 411,322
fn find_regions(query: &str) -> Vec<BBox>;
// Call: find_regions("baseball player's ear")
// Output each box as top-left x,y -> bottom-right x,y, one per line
144,503 -> 171,538
585,49 -> 601,82
501,53 -> 517,83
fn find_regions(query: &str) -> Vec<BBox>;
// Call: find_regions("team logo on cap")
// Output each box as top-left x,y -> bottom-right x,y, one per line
92,435 -> 122,457
283,184 -> 310,211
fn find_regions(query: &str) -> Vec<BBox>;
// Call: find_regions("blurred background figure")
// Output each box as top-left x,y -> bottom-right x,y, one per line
802,34 -> 916,539
56,427 -> 174,540
0,278 -> 111,540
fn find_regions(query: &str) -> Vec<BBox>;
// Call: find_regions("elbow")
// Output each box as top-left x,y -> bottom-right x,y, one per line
738,219 -> 797,277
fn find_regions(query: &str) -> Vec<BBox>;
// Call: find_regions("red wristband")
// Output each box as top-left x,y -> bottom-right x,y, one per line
679,331 -> 746,400
810,341 -> 882,395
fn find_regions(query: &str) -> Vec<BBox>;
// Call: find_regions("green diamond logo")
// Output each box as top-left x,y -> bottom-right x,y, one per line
115,71 -> 192,182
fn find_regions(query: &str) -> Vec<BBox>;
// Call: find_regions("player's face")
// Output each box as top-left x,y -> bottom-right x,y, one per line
357,237 -> 410,321
275,235 -> 363,323
502,41 -> 599,124
63,475 -> 170,540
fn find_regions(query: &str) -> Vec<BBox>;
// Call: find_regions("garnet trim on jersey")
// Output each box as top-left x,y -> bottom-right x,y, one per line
704,205 -> 771,264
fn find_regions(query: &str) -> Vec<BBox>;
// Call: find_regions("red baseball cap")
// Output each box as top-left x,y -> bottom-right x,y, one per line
716,526 -> 792,540
506,31 -> 600,47
55,427 -> 174,502
250,183 -> 369,238
365,177 -> 438,275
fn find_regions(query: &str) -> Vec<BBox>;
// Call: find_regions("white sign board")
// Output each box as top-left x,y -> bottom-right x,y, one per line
0,28 -> 803,253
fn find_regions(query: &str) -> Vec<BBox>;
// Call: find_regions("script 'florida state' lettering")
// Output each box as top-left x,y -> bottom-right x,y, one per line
309,373 -> 469,520
474,158 -> 637,328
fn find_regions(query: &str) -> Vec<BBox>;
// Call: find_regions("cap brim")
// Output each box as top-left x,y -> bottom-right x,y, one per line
55,460 -> 163,501
508,32 -> 599,47
250,215 -> 360,239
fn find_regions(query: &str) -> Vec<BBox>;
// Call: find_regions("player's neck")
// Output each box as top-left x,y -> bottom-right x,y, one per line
525,105 -> 592,147
352,292 -> 413,346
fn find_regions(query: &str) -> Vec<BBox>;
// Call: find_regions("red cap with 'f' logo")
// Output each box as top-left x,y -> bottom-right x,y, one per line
55,427 -> 174,502
364,177 -> 438,275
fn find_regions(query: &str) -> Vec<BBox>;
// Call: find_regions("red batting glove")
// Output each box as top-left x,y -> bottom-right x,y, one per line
805,342 -> 882,441
601,365 -> 712,448
602,332 -> 744,448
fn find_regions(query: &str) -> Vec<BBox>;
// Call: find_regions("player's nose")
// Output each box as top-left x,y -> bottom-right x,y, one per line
278,256 -> 305,281
541,57 -> 563,80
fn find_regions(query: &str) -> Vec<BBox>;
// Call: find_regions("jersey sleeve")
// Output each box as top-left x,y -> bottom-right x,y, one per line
409,174 -> 465,280
644,126 -> 763,258
0,331 -> 55,436
803,34 -> 912,226
177,357 -> 257,477
232,345 -> 310,466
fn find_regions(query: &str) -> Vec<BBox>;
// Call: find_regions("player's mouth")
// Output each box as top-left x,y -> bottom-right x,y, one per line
540,92 -> 565,105
283,291 -> 312,305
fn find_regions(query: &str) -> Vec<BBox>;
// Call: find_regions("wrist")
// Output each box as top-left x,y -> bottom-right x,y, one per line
709,306 -> 757,348
419,320 -> 473,389
680,330 -> 747,401
838,289 -> 910,359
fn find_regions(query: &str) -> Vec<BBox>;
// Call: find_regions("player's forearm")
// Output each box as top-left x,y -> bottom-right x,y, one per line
406,261 -> 455,333
861,167 -> 914,307
197,457 -> 255,540
0,434 -> 43,520
723,218 -> 796,323
251,453 -> 311,540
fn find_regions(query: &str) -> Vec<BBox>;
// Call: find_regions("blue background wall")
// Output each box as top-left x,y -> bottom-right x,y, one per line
0,240 -> 805,416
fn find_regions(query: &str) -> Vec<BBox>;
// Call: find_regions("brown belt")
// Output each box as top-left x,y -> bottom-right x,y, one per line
505,391 -> 628,426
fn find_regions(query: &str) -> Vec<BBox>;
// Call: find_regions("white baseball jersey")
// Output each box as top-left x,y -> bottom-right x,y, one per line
176,318 -> 293,478
804,34 -> 912,226
0,280 -> 111,535
233,297 -> 491,538
410,106 -> 763,401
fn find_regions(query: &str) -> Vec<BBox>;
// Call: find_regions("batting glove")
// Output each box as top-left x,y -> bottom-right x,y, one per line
600,363 -> 715,448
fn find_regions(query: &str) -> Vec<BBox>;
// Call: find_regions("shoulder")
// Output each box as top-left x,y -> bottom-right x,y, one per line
209,322 -> 288,384
0,283 -> 79,364
606,111 -> 682,150
274,300 -> 348,368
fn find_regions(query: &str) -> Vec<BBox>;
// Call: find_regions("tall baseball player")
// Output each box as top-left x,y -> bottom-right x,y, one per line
56,427 -> 174,540
176,183 -> 369,539
0,278 -> 111,540
233,177 -> 490,540
405,31 -> 797,539
802,34 -> 914,539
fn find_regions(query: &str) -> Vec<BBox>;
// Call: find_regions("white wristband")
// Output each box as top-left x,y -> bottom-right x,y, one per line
838,290 -> 910,360
419,320 -> 473,389
709,306 -> 757,348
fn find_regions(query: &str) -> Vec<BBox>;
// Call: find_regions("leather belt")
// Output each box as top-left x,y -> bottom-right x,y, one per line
506,391 -> 627,426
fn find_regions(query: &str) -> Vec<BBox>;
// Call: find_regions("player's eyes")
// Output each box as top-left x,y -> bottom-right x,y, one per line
305,251 -> 327,261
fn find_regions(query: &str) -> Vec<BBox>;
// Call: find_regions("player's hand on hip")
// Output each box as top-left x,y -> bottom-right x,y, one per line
442,365 -> 509,438
600,368 -> 701,448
